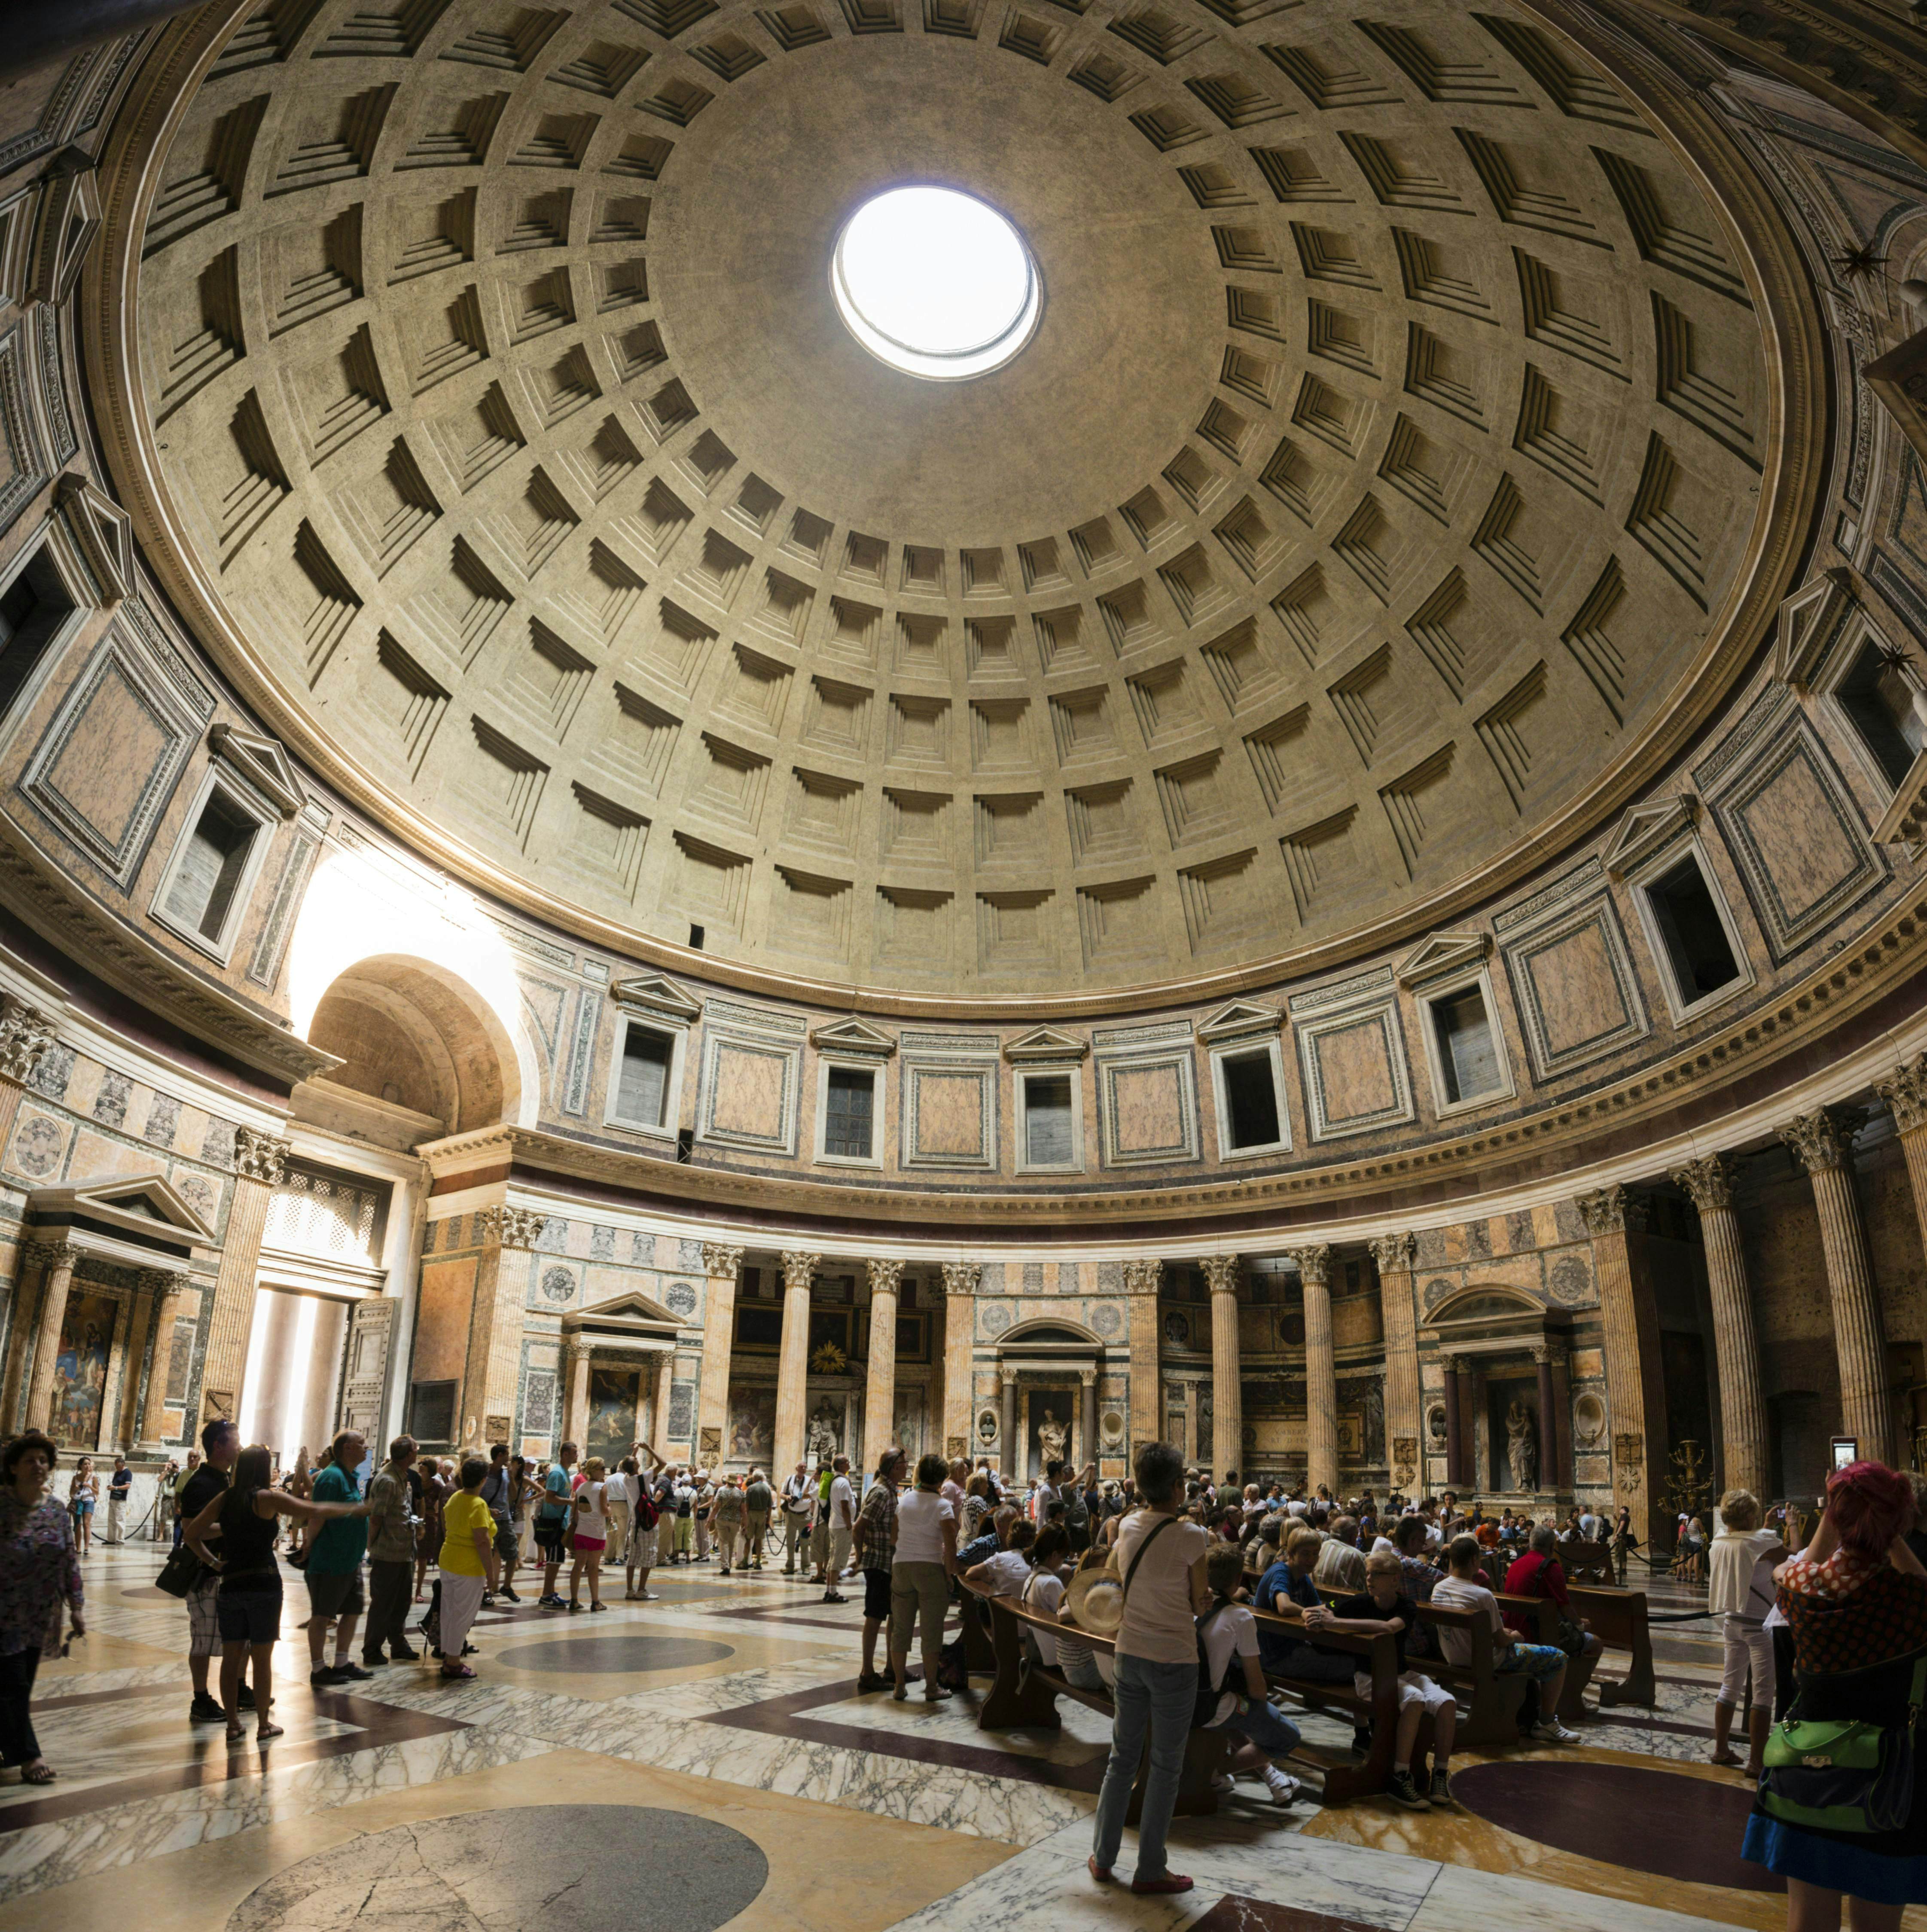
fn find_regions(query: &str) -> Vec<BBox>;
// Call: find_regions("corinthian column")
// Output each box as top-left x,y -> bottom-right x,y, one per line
137,1270 -> 192,1449
697,1242 -> 744,1463
114,1270 -> 166,1452
774,1250 -> 819,1475
939,1261 -> 979,1458
1201,1254 -> 1242,1479
1877,1056 -> 1927,1337
198,1126 -> 291,1430
1292,1244 -> 1337,1496
20,1239 -> 79,1435
863,1257 -> 905,1472
1671,1153 -> 1770,1497
1371,1232 -> 1421,1491
1576,1184 -> 1664,1545
1122,1257 -> 1163,1460
1781,1108 -> 1897,1464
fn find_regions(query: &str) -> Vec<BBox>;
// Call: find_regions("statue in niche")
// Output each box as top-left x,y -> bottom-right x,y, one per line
805,1400 -> 841,1467
1036,1408 -> 1068,1468
1506,1399 -> 1538,1491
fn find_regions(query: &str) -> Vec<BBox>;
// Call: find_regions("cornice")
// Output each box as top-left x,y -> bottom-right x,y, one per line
80,0 -> 1828,1025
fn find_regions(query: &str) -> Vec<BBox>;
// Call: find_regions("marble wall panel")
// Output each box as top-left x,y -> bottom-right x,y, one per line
1098,1051 -> 1200,1166
1502,894 -> 1648,1080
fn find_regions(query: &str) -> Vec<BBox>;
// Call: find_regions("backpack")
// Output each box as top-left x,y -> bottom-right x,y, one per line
1192,1601 -> 1239,1727
1063,1484 -> 1089,1532
634,1483 -> 659,1531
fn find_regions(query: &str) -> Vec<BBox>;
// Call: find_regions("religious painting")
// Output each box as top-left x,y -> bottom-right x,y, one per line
52,1288 -> 117,1448
584,1365 -> 640,1467
729,1385 -> 776,1465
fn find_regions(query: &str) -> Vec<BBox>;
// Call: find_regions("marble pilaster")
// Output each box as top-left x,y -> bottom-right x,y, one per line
697,1242 -> 744,1462
1576,1184 -> 1664,1544
1371,1232 -> 1421,1491
1292,1244 -> 1336,1496
939,1261 -> 978,1458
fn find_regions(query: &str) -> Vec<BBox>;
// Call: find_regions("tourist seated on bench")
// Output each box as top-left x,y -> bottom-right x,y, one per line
1504,1521 -> 1606,1679
1314,1516 -> 1367,1591
965,1514 -> 1035,1597
1015,1524 -> 1108,1694
1391,1515 -> 1446,1660
1303,1548 -> 1458,1810
1198,1544 -> 1301,1807
956,1503 -> 1018,1576
1433,1533 -> 1579,1743
1256,1524 -> 1362,1689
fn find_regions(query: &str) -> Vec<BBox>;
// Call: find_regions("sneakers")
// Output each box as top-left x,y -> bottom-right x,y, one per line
822,1590 -> 848,1605
1387,1767 -> 1429,1811
332,1660 -> 374,1682
310,1665 -> 349,1688
1530,1720 -> 1580,1744
237,1684 -> 256,1709
362,1652 -> 390,1669
498,1587 -> 521,1604
390,1643 -> 421,1660
1429,1768 -> 1454,1807
538,1593 -> 567,1609
1263,1766 -> 1300,1808
189,1692 -> 225,1725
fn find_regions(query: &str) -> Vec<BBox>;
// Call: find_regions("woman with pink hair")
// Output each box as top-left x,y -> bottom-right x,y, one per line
1742,1459 -> 1927,1930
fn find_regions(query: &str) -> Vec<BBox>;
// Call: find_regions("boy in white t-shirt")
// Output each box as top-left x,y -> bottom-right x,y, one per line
1430,1534 -> 1579,1745
1197,1544 -> 1300,1807
966,1517 -> 1036,1596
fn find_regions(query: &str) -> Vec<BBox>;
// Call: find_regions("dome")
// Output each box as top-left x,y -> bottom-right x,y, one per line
106,0 -> 1799,1008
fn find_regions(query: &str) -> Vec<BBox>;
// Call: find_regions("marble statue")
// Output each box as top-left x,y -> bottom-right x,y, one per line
1036,1408 -> 1068,1468
1506,1399 -> 1538,1491
805,1401 -> 840,1467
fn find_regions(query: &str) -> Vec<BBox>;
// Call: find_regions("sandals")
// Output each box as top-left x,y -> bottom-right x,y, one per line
255,1721 -> 284,1741
21,1761 -> 56,1784
589,1602 -> 608,1612
440,1663 -> 476,1681
225,1725 -> 247,1746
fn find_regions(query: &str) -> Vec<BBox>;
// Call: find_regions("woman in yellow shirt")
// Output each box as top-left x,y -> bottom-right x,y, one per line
437,1457 -> 499,1682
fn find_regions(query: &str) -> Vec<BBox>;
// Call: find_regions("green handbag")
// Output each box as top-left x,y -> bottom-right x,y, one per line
1759,1651 -> 1925,1836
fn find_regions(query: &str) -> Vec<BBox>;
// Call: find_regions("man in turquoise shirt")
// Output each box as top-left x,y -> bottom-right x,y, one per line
306,1429 -> 371,1685
536,1441 -> 577,1608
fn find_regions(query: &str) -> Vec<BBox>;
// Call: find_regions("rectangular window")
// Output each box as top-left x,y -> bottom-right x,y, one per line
0,549 -> 76,723
161,790 -> 259,940
616,1024 -> 674,1127
1431,986 -> 1502,1106
408,1379 -> 457,1446
1024,1074 -> 1074,1166
1646,855 -> 1741,1005
823,1065 -> 875,1158
1220,1050 -> 1281,1149
1836,640 -> 1926,788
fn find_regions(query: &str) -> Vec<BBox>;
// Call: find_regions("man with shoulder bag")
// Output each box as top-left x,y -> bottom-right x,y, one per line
781,1461 -> 814,1576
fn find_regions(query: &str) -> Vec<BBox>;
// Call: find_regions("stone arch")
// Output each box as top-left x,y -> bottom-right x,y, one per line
998,1315 -> 1103,1348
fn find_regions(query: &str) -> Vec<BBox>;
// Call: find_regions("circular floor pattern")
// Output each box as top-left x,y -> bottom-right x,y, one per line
228,1806 -> 767,1932
1450,1760 -> 1781,1894
119,1585 -> 178,1602
493,1633 -> 736,1673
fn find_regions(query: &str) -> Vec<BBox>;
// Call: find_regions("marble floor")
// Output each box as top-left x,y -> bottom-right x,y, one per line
5,1539 -> 1918,1932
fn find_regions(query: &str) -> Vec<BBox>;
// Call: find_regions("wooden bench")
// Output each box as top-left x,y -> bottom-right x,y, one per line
961,1579 -> 1229,1821
1408,1599 -> 1529,1746
1556,1539 -> 1616,1586
1568,1584 -> 1656,1709
1247,1606 -> 1408,1803
1496,1592 -> 1600,1722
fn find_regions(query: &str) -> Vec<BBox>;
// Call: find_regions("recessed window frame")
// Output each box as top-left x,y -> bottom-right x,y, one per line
1013,1062 -> 1084,1176
1207,1035 -> 1291,1160
1413,963 -> 1516,1121
813,1053 -> 884,1170
0,524 -> 91,751
1821,622 -> 1927,798
1624,832 -> 1754,1026
147,764 -> 279,964
603,1007 -> 692,1142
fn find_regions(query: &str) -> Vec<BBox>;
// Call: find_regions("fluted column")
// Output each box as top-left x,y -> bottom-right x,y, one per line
1201,1254 -> 1242,1478
560,1340 -> 589,1448
1877,1056 -> 1927,1343
1122,1256 -> 1163,1459
1577,1185 -> 1665,1545
1292,1244 -> 1337,1496
697,1242 -> 744,1464
1371,1233 -> 1421,1491
1671,1153 -> 1770,1496
198,1127 -> 291,1431
939,1261 -> 979,1458
1782,1108 -> 1897,1464
137,1270 -> 192,1449
863,1257 -> 905,1472
775,1250 -> 819,1475
467,1205 -> 543,1450
20,1239 -> 79,1435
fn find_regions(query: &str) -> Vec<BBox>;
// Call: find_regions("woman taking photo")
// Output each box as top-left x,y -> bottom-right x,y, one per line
0,1432 -> 84,1783
1742,1460 -> 1927,1931
183,1444 -> 369,1743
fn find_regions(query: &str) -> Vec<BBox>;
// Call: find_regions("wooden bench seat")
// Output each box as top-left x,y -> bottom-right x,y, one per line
1568,1584 -> 1656,1708
1497,1591 -> 1601,1721
1247,1606 -> 1407,1802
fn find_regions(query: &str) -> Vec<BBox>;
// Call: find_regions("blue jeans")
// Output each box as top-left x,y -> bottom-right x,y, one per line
1092,1652 -> 1198,1879
1223,1694 -> 1301,1758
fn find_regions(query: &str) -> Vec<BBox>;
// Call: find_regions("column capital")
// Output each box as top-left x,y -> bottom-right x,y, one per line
136,1267 -> 191,1297
999,1362 -> 1018,1387
1780,1105 -> 1869,1176
561,1337 -> 587,1368
23,1236 -> 78,1272
480,1205 -> 545,1250
1575,1184 -> 1648,1236
1670,1154 -> 1737,1214
1878,1055 -> 1927,1135
1200,1254 -> 1241,1297
1079,1367 -> 1097,1386
1289,1244 -> 1330,1288
700,1242 -> 745,1279
1120,1257 -> 1163,1295
0,996 -> 55,1087
1369,1231 -> 1417,1274
232,1125 -> 293,1186
866,1256 -> 906,1297
1531,1342 -> 1563,1366
939,1260 -> 980,1297
781,1250 -> 820,1293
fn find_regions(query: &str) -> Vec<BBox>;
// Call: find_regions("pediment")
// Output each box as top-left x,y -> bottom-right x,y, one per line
610,973 -> 703,1022
1773,568 -> 1854,691
575,1288 -> 681,1328
1393,933 -> 1489,990
33,1170 -> 213,1244
809,1016 -> 896,1057
30,151 -> 101,308
56,473 -> 132,606
1603,794 -> 1697,878
210,723 -> 304,818
1196,999 -> 1283,1042
1003,1024 -> 1089,1062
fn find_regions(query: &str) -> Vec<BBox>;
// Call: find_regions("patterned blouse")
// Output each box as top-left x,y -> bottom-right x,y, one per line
1778,1560 -> 1927,1677
0,1488 -> 82,1656
858,1479 -> 897,1568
